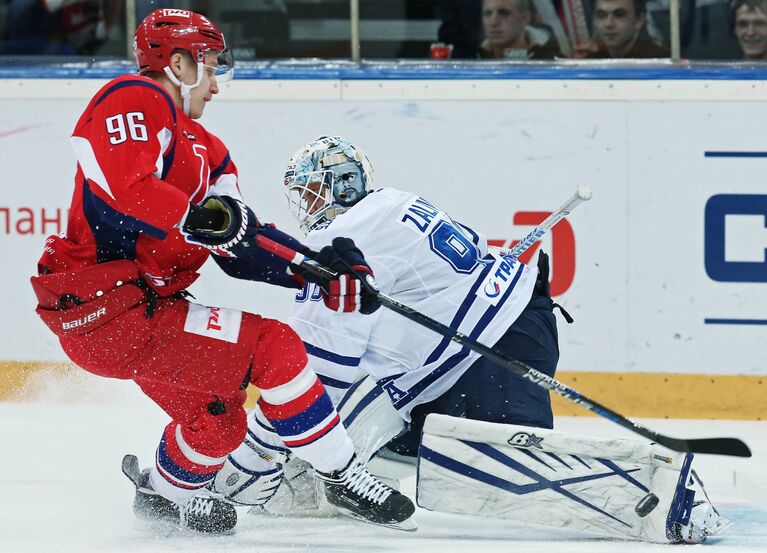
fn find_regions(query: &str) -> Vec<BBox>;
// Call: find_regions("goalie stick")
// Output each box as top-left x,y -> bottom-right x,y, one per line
256,197 -> 751,458
503,185 -> 591,261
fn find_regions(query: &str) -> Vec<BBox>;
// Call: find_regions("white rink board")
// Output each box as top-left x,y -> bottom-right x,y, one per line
1,83 -> 765,376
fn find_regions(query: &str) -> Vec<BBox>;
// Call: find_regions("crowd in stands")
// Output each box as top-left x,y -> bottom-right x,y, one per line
0,0 -> 764,61
440,0 -> 767,60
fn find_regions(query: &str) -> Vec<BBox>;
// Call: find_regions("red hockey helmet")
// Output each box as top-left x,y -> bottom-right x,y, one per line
134,8 -> 233,81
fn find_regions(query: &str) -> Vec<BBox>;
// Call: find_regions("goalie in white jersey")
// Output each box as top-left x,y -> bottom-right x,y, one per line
284,136 -> 561,460
213,136 -> 729,542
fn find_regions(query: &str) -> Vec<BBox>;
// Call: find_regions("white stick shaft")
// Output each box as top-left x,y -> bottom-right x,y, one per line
506,186 -> 591,260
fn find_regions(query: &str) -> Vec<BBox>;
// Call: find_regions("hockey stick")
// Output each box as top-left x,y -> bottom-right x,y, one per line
502,186 -> 591,261
255,222 -> 751,459
561,0 -> 591,51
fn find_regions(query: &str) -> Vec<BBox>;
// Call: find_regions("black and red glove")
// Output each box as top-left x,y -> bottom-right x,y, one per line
300,237 -> 381,315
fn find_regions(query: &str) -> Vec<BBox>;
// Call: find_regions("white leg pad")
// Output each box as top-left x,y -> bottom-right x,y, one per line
337,376 -> 406,465
417,414 -> 728,543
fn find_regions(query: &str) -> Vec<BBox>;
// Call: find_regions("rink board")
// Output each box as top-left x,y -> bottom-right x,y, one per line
1,75 -> 766,419
2,360 -> 764,420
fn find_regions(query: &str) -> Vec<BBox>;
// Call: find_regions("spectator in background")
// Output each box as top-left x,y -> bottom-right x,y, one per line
645,1 -> 741,60
0,0 -> 122,56
733,0 -> 767,60
584,0 -> 669,58
479,0 -> 562,59
437,0 -> 483,58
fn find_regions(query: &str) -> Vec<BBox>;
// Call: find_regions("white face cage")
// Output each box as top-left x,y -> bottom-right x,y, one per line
285,170 -> 342,234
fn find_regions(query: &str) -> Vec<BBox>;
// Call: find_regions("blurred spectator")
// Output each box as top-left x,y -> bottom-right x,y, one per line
732,0 -> 767,60
645,1 -> 741,60
583,0 -> 669,58
0,0 -> 122,56
479,0 -> 561,59
437,0 -> 483,58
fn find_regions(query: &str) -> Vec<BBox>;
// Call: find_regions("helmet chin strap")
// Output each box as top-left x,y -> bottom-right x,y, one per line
163,62 -> 204,116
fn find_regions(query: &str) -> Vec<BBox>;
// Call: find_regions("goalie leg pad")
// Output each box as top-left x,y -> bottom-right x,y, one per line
417,414 -> 729,544
337,375 -> 407,465
213,405 -> 290,506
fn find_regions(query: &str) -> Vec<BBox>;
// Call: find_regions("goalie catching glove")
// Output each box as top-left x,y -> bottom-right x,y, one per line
180,195 -> 258,258
296,237 -> 381,315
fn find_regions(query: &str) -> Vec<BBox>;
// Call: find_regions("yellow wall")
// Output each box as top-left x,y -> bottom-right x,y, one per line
2,361 -> 764,420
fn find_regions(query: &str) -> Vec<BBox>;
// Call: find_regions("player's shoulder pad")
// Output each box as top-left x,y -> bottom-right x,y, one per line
92,74 -> 178,125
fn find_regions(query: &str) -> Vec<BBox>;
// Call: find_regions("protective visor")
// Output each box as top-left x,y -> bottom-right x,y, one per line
206,47 -> 234,82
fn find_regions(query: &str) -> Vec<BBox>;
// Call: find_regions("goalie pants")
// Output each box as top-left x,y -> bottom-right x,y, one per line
387,286 -> 559,457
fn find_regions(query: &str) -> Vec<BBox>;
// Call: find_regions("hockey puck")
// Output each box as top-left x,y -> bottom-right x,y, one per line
635,493 -> 660,517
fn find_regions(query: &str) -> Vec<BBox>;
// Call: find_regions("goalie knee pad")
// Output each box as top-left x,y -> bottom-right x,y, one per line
417,414 -> 730,544
337,375 -> 407,465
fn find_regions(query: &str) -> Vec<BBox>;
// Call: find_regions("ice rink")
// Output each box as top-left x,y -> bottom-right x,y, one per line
1,370 -> 765,553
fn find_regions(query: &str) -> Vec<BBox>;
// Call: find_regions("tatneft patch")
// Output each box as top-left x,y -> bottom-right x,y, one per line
476,256 -> 520,307
183,303 -> 242,343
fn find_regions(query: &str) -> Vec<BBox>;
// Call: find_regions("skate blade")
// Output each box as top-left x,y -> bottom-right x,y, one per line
121,454 -> 142,488
335,507 -> 418,532
133,515 -> 237,537
247,505 -> 339,519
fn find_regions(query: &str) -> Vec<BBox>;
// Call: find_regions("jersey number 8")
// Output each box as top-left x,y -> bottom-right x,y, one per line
106,112 -> 149,145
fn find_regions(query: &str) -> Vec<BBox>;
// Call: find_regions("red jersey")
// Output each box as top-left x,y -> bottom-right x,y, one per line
38,74 -> 238,294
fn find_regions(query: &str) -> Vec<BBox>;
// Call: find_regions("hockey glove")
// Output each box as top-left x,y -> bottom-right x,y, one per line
300,237 -> 381,315
181,195 -> 259,258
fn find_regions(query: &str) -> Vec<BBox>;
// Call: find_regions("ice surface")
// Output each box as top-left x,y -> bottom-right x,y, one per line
1,372 -> 765,553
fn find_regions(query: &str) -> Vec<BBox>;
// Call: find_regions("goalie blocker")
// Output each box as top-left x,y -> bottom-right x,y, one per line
417,414 -> 731,544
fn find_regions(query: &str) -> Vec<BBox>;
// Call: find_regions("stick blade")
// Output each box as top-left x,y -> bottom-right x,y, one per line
656,436 -> 752,458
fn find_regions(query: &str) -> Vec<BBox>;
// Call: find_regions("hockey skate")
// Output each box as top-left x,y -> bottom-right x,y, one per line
315,454 -> 417,531
121,454 -> 237,534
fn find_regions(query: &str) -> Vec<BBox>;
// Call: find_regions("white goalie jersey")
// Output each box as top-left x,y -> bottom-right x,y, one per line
290,187 -> 538,420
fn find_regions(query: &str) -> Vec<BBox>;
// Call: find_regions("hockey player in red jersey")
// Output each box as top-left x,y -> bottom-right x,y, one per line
30,8 -> 414,533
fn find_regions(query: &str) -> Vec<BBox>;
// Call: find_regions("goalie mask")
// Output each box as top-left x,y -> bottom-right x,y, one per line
284,136 -> 375,234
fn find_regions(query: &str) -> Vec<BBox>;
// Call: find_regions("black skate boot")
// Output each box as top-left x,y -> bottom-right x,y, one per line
315,455 -> 416,531
121,454 -> 237,534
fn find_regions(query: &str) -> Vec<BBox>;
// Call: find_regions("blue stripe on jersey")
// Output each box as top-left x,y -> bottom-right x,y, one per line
210,151 -> 231,180
82,180 -> 138,262
304,342 -> 361,367
268,392 -> 336,437
93,79 -> 177,125
82,180 -> 167,262
423,260 -> 495,366
92,79 -> 177,180
393,263 -> 524,410
157,435 -> 215,485
161,139 -> 176,180
318,374 -> 354,390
